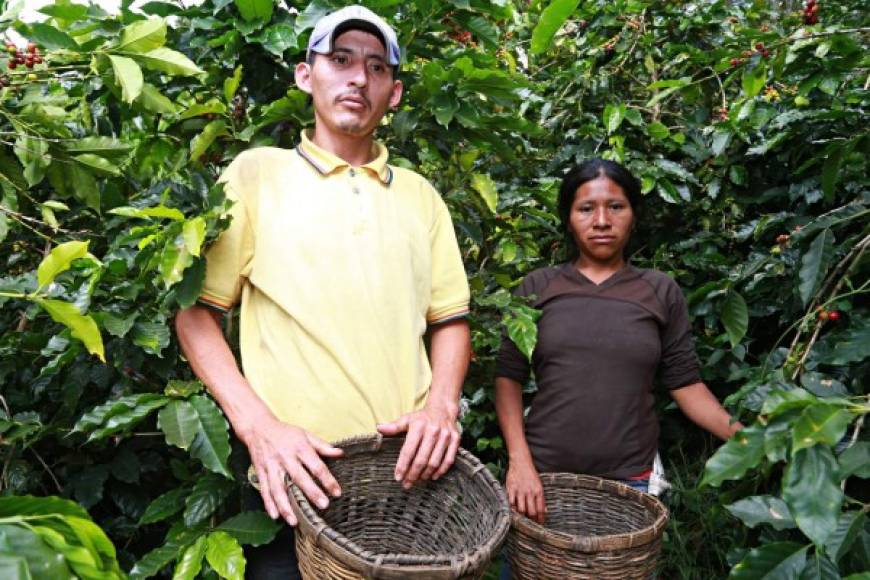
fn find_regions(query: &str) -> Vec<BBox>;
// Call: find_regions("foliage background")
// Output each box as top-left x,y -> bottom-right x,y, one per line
0,0 -> 867,578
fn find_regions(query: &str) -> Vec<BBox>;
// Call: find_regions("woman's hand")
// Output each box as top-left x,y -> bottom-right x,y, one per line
506,458 -> 547,524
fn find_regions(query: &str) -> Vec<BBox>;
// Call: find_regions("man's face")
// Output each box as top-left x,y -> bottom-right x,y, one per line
295,29 -> 403,139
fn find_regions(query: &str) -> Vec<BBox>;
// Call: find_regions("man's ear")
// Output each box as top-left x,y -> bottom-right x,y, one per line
295,62 -> 313,95
389,79 -> 403,109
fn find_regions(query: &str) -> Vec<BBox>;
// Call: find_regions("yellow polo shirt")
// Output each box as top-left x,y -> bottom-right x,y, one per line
199,131 -> 470,441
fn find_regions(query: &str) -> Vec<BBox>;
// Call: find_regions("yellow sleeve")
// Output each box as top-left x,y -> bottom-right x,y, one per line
427,193 -> 470,324
199,156 -> 256,311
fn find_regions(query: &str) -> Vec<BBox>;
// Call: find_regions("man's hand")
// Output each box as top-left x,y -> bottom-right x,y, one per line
506,458 -> 546,524
377,401 -> 460,489
243,417 -> 343,525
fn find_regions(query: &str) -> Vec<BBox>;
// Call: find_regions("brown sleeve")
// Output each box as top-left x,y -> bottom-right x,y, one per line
494,269 -> 550,383
658,278 -> 702,390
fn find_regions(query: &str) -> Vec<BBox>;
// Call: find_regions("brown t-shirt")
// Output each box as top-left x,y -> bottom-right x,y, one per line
495,264 -> 701,479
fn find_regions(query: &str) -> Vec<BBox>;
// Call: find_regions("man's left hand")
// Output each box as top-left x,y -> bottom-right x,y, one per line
377,402 -> 460,488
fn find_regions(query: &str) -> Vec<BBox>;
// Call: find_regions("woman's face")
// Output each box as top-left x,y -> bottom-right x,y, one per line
568,176 -> 634,267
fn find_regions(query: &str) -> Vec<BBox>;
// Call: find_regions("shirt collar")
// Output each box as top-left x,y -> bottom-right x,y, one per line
296,129 -> 393,186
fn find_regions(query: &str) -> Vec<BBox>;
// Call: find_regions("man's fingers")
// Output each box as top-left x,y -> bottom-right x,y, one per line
403,426 -> 437,487
516,492 -> 527,517
255,464 -> 279,520
266,463 -> 297,525
536,489 -> 547,521
394,424 -> 422,482
432,431 -> 459,480
306,433 -> 344,458
377,415 -> 409,436
285,461 -> 330,511
300,450 -> 341,498
525,491 -> 538,521
420,428 -> 450,481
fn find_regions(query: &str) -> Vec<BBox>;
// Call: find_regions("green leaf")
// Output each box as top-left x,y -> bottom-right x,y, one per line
799,553 -> 841,580
729,543 -> 808,579
135,48 -> 204,76
139,488 -> 188,525
791,403 -> 853,454
504,303 -> 540,361
205,532 -> 245,580
234,0 -> 273,22
838,442 -> 870,478
165,379 -> 204,398
471,173 -> 498,214
158,400 -> 199,450
0,213 -> 8,244
826,325 -> 870,365
725,496 -> 796,531
175,258 -> 206,309
190,120 -> 228,161
742,63 -> 767,98
0,496 -> 89,520
216,512 -> 281,547
721,292 -> 748,348
182,217 -> 206,257
109,55 -> 144,104
37,240 -> 89,288
826,511 -> 865,563
701,423 -> 766,487
160,233 -> 193,288
223,66 -> 243,103
110,205 -> 185,220
130,527 -> 205,580
256,23 -> 296,56
35,299 -> 105,362
603,103 -> 626,134
178,100 -> 226,121
27,22 -> 77,49
132,321 -> 171,355
783,446 -> 843,547
74,154 -> 121,176
183,473 -> 234,527
188,395 -> 232,477
821,144 -> 846,202
530,0 -> 580,55
74,394 -> 163,432
172,535 -> 206,580
0,524 -> 74,580
13,136 -> 51,187
799,229 -> 834,306
647,121 -> 670,140
140,83 -> 178,114
117,18 -> 167,52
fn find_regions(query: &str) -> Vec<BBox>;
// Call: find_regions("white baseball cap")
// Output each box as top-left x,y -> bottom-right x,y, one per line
307,5 -> 401,66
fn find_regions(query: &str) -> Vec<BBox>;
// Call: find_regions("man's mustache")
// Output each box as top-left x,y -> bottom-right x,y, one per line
335,91 -> 370,108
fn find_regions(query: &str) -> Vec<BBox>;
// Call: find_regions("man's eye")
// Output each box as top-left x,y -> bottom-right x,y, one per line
332,55 -> 348,64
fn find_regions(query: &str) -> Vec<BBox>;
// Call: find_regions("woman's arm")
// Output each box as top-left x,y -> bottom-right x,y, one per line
670,382 -> 743,440
495,376 -> 546,523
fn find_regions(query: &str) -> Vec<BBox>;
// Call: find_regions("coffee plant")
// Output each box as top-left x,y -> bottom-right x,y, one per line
0,0 -> 867,578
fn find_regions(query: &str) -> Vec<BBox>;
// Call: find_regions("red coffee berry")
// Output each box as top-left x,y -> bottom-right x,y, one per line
730,58 -> 740,66
25,58 -> 34,69
34,56 -> 43,64
818,310 -> 829,321
27,42 -> 37,54
828,310 -> 840,321
7,61 -> 16,69
755,42 -> 764,50
776,234 -> 790,244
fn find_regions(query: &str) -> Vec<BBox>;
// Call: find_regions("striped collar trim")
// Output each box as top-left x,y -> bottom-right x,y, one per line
296,130 -> 393,186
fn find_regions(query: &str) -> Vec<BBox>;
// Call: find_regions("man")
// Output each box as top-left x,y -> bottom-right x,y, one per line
175,5 -> 471,577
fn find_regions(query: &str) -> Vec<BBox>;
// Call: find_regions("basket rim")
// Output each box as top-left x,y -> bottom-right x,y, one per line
288,433 -> 511,579
509,472 -> 669,553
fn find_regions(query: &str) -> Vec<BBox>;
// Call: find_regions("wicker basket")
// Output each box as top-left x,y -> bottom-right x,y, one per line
287,433 -> 511,579
506,473 -> 668,580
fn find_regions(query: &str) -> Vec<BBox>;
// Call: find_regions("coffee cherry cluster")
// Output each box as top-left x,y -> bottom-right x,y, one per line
818,309 -> 840,322
730,43 -> 770,67
4,40 -> 43,71
231,94 -> 246,120
803,0 -> 820,25
715,106 -> 729,121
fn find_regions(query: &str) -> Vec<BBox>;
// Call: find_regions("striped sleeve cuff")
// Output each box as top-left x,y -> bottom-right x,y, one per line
428,307 -> 470,326
197,294 -> 233,313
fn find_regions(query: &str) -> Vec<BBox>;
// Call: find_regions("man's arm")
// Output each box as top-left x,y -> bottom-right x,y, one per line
377,318 -> 470,487
670,381 -> 743,440
175,304 -> 342,525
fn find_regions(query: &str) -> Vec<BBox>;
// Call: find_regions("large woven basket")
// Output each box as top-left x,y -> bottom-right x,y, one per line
287,433 -> 511,579
506,473 -> 668,579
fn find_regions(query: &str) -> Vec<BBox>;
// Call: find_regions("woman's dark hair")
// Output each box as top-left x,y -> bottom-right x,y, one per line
556,158 -> 642,260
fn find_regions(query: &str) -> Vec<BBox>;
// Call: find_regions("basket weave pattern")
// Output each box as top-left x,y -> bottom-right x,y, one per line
289,434 -> 510,580
506,473 -> 668,579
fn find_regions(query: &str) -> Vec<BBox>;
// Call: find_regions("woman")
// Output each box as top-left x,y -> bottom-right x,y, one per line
494,158 -> 741,523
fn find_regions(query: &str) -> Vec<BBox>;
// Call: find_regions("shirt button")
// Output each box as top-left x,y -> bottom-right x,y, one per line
352,187 -> 360,194
349,169 -> 356,177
